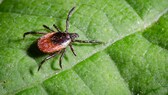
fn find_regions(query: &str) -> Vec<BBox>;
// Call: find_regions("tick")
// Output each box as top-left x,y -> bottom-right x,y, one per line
23,7 -> 103,71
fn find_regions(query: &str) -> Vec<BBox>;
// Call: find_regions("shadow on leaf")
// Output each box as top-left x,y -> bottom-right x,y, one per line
27,40 -> 46,58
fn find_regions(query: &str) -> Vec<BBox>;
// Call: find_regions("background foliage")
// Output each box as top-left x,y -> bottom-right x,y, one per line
0,0 -> 168,95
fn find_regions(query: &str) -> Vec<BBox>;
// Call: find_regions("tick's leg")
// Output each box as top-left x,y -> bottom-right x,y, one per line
53,24 -> 61,32
74,40 -> 103,44
38,53 -> 57,71
59,49 -> 66,69
43,25 -> 54,32
69,44 -> 76,56
65,7 -> 76,32
23,31 -> 47,39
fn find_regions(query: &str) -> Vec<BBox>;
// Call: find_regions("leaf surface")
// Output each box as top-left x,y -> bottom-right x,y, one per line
0,0 -> 167,95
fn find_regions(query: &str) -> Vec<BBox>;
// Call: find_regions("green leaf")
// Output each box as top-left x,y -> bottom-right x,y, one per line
0,0 -> 167,95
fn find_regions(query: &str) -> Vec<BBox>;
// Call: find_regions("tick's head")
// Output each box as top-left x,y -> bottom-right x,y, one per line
69,33 -> 79,40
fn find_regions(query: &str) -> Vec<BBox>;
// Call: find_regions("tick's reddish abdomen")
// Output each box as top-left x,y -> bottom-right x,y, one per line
38,32 -> 71,53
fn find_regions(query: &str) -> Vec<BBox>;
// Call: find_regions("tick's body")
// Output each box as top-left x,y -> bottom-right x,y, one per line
23,7 -> 102,71
38,32 -> 71,53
